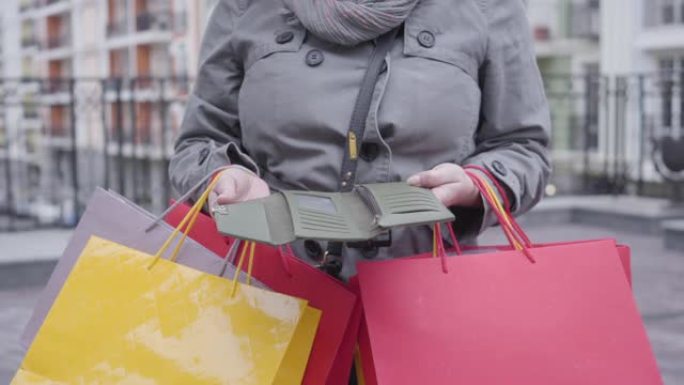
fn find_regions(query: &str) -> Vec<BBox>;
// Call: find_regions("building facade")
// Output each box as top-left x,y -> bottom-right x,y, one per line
601,0 -> 684,191
527,0 -> 603,192
0,0 -> 218,223
528,0 -> 682,194
1,0 -> 681,227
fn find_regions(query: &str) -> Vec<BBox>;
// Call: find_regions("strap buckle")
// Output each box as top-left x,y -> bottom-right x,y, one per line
317,250 -> 343,277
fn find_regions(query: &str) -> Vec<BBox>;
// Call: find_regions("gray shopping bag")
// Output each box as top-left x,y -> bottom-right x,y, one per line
20,187 -> 263,348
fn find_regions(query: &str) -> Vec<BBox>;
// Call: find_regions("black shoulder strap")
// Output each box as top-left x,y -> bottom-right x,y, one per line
323,27 -> 401,275
338,27 -> 400,192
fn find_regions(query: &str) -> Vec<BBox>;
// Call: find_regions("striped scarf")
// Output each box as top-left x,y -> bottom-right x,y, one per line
282,0 -> 419,46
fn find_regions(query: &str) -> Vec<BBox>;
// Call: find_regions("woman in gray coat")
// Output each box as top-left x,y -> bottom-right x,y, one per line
169,0 -> 551,279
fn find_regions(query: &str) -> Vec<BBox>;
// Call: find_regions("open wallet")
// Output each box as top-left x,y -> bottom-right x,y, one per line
213,182 -> 454,245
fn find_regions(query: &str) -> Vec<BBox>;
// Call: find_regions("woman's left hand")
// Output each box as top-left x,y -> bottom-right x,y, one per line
407,163 -> 482,208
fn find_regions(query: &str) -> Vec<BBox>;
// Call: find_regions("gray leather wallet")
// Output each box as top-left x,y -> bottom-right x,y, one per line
213,182 -> 454,246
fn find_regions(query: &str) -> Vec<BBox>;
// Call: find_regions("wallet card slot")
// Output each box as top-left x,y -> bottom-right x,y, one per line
299,219 -> 351,231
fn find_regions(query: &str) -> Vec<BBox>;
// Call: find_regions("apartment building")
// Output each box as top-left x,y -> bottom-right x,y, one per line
598,0 -> 684,187
3,0 -> 677,223
526,0 -> 602,192
0,0 -> 219,221
529,0 -> 601,75
1,0 -> 45,218
100,0 -> 219,212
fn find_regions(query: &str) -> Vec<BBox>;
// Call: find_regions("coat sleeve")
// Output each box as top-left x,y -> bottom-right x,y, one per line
168,0 -> 259,200
455,0 -> 551,237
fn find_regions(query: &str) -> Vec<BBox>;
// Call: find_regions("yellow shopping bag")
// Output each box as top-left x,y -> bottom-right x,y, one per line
12,178 -> 321,385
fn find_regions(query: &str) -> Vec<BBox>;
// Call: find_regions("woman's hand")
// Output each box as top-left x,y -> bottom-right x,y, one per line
208,167 -> 270,210
407,163 -> 482,208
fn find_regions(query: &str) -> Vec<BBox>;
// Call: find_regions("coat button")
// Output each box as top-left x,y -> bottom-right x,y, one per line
379,125 -> 394,139
304,240 -> 323,261
360,142 -> 380,162
417,30 -> 435,48
492,160 -> 508,177
305,49 -> 324,67
361,246 -> 379,259
275,31 -> 294,44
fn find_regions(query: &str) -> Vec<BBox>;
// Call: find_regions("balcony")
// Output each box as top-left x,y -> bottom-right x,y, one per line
19,0 -> 35,12
47,124 -> 68,137
44,33 -> 71,50
44,0 -> 67,6
173,11 -> 188,34
43,78 -> 70,94
645,0 -> 684,28
21,36 -> 38,48
531,0 -> 600,43
109,126 -> 134,143
24,108 -> 40,120
136,12 -> 171,32
106,19 -> 128,38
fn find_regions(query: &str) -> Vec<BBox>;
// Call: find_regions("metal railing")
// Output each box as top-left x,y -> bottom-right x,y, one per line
0,77 -> 189,231
136,11 -> 172,32
0,74 -> 682,232
21,35 -> 38,48
44,33 -> 71,50
106,19 -> 128,38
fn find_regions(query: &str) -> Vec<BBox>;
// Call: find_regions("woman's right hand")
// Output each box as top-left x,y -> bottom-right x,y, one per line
208,167 -> 270,210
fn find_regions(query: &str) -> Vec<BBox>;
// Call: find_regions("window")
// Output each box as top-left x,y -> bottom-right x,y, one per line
663,0 -> 675,24
648,0 -> 684,26
657,57 -> 684,132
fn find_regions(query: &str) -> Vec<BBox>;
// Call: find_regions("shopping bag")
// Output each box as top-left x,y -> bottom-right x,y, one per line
164,201 -> 358,385
326,284 -> 363,385
460,165 -> 637,283
20,188 -> 259,349
13,236 -> 320,384
354,243 -> 634,385
13,180 -> 321,385
463,241 -> 632,285
355,172 -> 663,385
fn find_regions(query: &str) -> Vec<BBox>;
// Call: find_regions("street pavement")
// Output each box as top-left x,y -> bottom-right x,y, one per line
0,221 -> 683,384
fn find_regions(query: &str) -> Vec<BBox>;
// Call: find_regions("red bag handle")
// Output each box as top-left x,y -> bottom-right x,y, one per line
466,171 -> 536,263
430,220 -> 465,274
463,166 -> 533,247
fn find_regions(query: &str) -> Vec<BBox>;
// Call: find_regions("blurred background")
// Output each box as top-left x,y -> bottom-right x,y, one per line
0,0 -> 683,228
0,0 -> 683,383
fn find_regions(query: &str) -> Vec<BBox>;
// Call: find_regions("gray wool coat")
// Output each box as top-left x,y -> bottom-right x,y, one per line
169,0 -> 551,279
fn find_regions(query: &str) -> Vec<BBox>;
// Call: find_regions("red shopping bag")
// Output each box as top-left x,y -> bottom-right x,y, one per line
459,165 -> 639,283
164,202 -> 358,385
463,241 -> 632,285
355,240 -> 632,385
355,172 -> 663,385
326,282 -> 363,385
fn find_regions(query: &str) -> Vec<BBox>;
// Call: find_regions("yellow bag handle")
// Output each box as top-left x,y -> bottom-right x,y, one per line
148,176 -> 221,269
146,174 -> 258,294
230,240 -> 256,297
